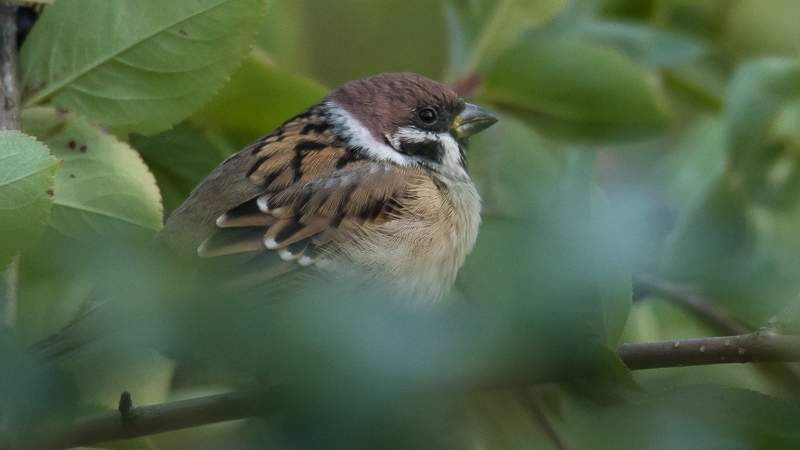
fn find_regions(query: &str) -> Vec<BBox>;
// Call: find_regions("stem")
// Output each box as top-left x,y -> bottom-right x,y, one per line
0,0 -> 18,130
617,330 -> 800,371
634,275 -> 749,336
465,0 -> 512,73
517,388 -> 571,450
634,275 -> 800,399
0,257 -> 18,332
0,1 -> 19,333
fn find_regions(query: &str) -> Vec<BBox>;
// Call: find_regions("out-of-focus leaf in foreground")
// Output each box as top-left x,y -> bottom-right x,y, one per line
21,107 -> 163,241
483,39 -> 671,142
563,384 -> 800,449
0,131 -> 59,268
661,178 -> 753,280
0,336 -> 78,447
19,0 -> 267,137
591,186 -> 632,346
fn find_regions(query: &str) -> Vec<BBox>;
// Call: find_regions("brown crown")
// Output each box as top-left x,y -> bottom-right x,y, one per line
324,72 -> 464,142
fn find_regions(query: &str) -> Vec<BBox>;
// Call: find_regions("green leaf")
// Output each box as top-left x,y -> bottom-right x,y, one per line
0,131 -> 59,268
663,116 -> 727,206
591,186 -> 632,346
660,385 -> 800,447
725,59 -> 800,209
21,107 -> 163,241
566,343 -> 642,405
725,58 -> 800,164
483,39 -> 671,142
571,20 -> 706,68
19,0 -> 267,137
661,177 -> 752,280
131,123 -> 230,212
0,337 -> 79,445
450,0 -> 568,73
190,50 -> 329,148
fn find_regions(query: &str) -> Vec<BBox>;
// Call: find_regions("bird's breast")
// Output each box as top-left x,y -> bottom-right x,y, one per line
334,174 -> 481,303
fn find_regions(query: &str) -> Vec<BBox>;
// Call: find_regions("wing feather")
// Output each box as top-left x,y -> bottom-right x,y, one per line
183,108 -> 429,286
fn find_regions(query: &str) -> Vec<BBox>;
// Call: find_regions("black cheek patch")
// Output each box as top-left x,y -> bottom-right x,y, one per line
399,140 -> 444,163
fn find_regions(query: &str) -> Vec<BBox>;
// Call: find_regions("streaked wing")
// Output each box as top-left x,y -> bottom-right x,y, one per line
165,105 -> 424,286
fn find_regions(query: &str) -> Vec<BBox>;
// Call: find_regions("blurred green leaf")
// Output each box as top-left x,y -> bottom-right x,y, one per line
62,348 -> 175,411
190,50 -> 329,148
483,39 -> 671,141
572,20 -> 706,68
725,58 -> 800,209
131,123 -> 229,212
726,58 -> 800,164
21,107 -> 163,240
591,186 -> 632,346
0,336 -> 79,447
528,12 -> 706,68
661,177 -> 753,280
660,385 -> 800,447
0,131 -> 59,268
263,0 -> 449,88
457,0 -> 568,73
721,0 -> 800,59
19,0 -> 267,137
663,116 -> 727,206
468,117 -> 561,218
563,383 -> 800,450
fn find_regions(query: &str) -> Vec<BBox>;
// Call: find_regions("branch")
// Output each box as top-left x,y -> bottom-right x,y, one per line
617,329 -> 800,371
633,275 -> 749,336
17,390 -> 261,450
0,0 -> 20,334
7,328 -> 797,450
634,275 -> 800,398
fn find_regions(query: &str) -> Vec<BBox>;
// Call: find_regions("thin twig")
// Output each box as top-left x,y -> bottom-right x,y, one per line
633,275 -> 749,336
517,388 -> 571,450
0,257 -> 18,332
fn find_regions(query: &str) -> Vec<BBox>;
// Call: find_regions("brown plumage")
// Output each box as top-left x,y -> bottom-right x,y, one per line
155,73 -> 497,302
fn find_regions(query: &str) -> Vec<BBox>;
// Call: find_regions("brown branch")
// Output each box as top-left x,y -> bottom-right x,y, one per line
634,275 -> 800,398
0,0 -> 20,334
6,329 -> 796,450
0,0 -> 18,130
633,275 -> 749,336
12,390 -> 262,450
617,330 -> 800,371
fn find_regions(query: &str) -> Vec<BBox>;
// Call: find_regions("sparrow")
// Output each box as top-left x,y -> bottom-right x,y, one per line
155,72 -> 498,303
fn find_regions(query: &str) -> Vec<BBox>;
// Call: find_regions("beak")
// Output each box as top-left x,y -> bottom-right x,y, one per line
452,103 -> 498,140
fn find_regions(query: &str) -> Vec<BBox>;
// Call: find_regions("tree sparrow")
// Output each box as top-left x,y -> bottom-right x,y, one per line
155,72 -> 498,302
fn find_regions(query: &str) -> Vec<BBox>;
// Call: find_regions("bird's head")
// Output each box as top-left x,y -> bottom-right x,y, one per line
324,72 -> 498,174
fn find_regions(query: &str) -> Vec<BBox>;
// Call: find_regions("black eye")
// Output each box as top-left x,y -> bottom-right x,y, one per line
418,107 -> 437,124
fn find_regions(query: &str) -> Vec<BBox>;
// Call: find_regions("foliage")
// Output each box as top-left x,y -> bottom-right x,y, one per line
2,0 -> 800,448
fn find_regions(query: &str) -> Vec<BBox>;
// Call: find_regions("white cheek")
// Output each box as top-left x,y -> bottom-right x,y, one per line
437,132 -> 465,171
391,127 -> 437,146
390,127 -> 468,175
325,102 -> 412,166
